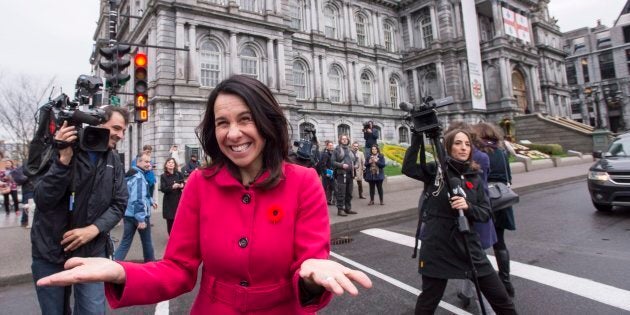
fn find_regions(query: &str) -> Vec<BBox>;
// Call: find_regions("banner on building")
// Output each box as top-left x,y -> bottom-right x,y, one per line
503,7 -> 530,43
461,0 -> 486,109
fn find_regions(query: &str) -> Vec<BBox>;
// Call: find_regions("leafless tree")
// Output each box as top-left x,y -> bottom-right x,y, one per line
0,72 -> 55,161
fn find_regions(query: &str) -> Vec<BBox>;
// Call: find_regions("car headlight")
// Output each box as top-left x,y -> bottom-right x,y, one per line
588,171 -> 610,181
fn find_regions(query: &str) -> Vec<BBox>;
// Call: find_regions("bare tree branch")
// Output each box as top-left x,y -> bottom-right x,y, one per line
0,73 -> 55,161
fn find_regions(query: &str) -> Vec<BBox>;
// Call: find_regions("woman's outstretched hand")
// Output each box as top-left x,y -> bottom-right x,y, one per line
299,259 -> 372,296
37,257 -> 126,286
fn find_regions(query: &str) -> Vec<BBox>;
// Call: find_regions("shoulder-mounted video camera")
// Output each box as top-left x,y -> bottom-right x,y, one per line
399,96 -> 454,136
25,75 -> 110,177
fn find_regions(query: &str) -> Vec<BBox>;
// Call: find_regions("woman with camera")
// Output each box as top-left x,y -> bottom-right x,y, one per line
364,144 -> 385,205
160,157 -> 185,235
402,129 -> 516,314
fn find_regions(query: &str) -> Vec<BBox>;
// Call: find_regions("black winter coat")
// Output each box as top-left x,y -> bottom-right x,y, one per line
159,171 -> 184,220
32,150 -> 127,264
402,136 -> 494,279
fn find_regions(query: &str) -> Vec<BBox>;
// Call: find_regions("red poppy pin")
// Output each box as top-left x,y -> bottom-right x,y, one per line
267,205 -> 284,224
465,181 -> 474,189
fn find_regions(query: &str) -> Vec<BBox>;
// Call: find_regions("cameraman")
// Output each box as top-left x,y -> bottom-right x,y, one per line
363,121 -> 378,157
402,129 -> 515,314
31,106 -> 129,315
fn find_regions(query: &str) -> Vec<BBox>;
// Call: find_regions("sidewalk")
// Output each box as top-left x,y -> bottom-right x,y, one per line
0,159 -> 594,286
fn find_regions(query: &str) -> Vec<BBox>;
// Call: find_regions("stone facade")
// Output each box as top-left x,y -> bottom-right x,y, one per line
91,0 -> 568,167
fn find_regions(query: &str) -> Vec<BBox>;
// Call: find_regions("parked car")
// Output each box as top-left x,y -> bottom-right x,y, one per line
588,135 -> 630,211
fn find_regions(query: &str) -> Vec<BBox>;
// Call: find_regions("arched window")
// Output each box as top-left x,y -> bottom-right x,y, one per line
383,22 -> 396,52
337,124 -> 351,140
240,0 -> 257,12
293,60 -> 309,99
398,127 -> 409,144
328,65 -> 343,103
299,122 -> 315,140
240,46 -> 259,79
200,41 -> 222,87
418,8 -> 433,48
389,76 -> 400,108
361,72 -> 374,105
324,5 -> 338,39
356,14 -> 368,46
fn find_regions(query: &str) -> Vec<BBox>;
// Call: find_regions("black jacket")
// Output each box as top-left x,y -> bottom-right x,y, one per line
402,134 -> 494,279
159,171 -> 184,220
32,150 -> 127,264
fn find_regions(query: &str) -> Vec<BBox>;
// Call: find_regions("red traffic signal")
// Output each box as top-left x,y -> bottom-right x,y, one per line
134,53 -> 148,123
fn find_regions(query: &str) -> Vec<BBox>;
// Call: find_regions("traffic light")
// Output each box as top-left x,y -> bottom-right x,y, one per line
134,53 -> 148,123
99,44 -> 131,92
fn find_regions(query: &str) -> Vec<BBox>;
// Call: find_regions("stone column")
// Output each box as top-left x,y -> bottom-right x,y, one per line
499,58 -> 510,99
230,32 -> 238,76
378,65 -> 385,105
349,3 -> 356,42
407,15 -> 414,48
266,0 -> 273,15
313,51 -> 321,99
532,65 -> 543,102
436,61 -> 445,98
342,1 -> 350,40
277,39 -> 286,90
318,0 -> 325,34
429,5 -> 438,41
346,58 -> 353,103
321,56 -> 328,99
188,25 -> 198,83
175,21 -> 186,83
267,38 -> 275,90
412,68 -> 420,103
310,0 -> 318,33
372,11 -> 379,46
454,2 -> 462,38
492,0 -> 504,37
148,27 -> 157,82
352,61 -> 358,103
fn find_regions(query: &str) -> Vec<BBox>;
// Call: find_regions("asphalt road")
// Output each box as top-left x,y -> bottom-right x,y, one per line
2,180 -> 629,314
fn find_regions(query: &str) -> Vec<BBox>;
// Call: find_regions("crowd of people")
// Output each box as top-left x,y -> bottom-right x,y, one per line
16,74 -> 520,314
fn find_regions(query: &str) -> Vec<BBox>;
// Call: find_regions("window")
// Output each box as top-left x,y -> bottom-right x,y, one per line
624,26 -> 630,43
337,124 -> 350,139
384,22 -> 395,52
398,127 -> 409,144
299,122 -> 315,140
200,41 -> 221,87
599,51 -> 616,80
328,65 -> 343,103
565,61 -> 577,85
626,49 -> 630,76
356,14 -> 367,46
573,37 -> 586,53
418,8 -> 433,48
324,6 -> 338,39
596,31 -> 612,49
389,77 -> 400,107
361,72 -> 373,105
289,0 -> 303,30
240,47 -> 259,79
581,58 -> 590,83
293,61 -> 308,99
240,0 -> 256,12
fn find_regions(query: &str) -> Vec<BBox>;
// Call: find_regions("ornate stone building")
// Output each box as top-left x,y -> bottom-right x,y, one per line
90,0 -> 568,165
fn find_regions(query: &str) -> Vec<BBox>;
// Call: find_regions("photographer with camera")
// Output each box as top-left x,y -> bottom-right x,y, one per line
31,105 -> 129,315
159,157 -> 185,235
362,121 -> 378,157
402,128 -> 516,314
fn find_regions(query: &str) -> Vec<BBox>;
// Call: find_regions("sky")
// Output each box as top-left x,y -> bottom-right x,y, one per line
0,0 -> 627,99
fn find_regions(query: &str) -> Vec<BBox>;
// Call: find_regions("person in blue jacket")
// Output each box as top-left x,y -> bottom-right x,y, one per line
114,152 -> 157,262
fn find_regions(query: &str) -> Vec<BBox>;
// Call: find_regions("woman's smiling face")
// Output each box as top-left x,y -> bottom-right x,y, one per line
213,93 -> 265,174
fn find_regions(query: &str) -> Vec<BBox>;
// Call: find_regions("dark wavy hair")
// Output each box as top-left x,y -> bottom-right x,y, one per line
196,75 -> 289,189
163,157 -> 179,174
444,128 -> 479,171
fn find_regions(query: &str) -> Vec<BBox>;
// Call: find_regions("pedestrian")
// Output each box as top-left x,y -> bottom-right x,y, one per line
363,121 -> 378,157
114,152 -> 158,262
159,157 -> 185,235
320,140 -> 336,205
11,164 -> 34,227
332,134 -> 356,216
181,153 -> 201,179
364,144 -> 386,205
473,122 -> 517,298
402,129 -> 516,314
37,75 -> 372,314
351,142 -> 366,199
131,145 -> 157,198
31,106 -> 129,315
1,160 -> 20,214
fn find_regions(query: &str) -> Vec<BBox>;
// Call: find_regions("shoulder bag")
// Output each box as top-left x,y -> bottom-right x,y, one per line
487,151 -> 519,211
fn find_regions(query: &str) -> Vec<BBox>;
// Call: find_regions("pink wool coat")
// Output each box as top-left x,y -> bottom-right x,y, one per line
106,163 -> 332,314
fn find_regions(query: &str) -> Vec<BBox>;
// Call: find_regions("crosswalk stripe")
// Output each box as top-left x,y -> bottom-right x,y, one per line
155,300 -> 169,315
361,228 -> 630,312
330,252 -> 471,315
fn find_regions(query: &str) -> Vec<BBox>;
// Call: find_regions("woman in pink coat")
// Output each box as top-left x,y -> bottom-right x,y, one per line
37,75 -> 372,314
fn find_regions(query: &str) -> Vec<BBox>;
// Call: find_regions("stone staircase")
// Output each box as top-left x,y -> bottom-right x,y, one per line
513,113 -> 604,153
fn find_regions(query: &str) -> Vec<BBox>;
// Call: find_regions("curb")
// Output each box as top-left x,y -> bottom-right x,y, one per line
1,273 -> 33,287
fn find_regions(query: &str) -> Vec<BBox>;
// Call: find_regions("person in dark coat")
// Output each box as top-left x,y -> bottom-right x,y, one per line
362,121 -> 379,157
364,144 -> 385,205
402,129 -> 516,314
159,157 -> 185,235
473,122 -> 517,298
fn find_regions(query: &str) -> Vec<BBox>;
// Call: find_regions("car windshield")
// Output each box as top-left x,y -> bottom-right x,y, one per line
606,137 -> 630,157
